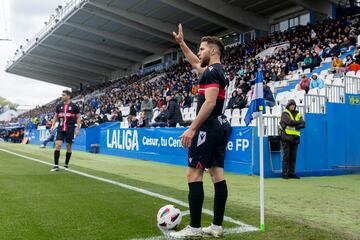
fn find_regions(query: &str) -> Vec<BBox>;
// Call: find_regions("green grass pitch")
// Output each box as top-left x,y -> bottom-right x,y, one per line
0,142 -> 359,239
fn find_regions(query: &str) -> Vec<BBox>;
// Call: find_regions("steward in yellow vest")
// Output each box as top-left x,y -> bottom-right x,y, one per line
280,99 -> 305,179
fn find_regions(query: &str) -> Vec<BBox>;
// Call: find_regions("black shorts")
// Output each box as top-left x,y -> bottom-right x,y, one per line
188,116 -> 232,170
55,128 -> 75,144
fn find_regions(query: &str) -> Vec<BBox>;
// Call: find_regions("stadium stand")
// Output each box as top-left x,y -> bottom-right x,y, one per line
8,16 -> 360,133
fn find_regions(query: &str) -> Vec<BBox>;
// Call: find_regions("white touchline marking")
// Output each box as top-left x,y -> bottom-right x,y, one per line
0,148 -> 259,239
131,226 -> 259,240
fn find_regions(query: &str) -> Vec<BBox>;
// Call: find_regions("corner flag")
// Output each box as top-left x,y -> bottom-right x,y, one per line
244,68 -> 265,126
244,65 -> 266,232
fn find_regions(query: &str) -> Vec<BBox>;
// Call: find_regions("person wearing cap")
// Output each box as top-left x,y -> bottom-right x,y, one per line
280,99 -> 305,179
309,73 -> 324,89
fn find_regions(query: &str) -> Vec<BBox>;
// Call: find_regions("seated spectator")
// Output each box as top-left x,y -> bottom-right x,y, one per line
354,49 -> 360,64
287,57 -> 298,72
137,112 -> 147,128
156,96 -> 166,109
110,109 -> 123,122
310,73 -> 325,89
166,95 -> 183,127
238,79 -> 250,95
263,81 -> 275,107
348,62 -> 360,73
182,92 -> 192,108
297,75 -> 311,93
152,105 -> 168,127
130,116 -> 138,128
302,53 -> 313,71
246,85 -> 255,107
332,55 -> 344,68
227,91 -> 239,109
344,54 -> 354,67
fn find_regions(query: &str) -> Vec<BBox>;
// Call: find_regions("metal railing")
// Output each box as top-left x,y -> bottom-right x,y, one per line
344,76 -> 360,94
325,84 -> 345,103
5,0 -> 87,70
259,116 -> 281,136
304,94 -> 327,114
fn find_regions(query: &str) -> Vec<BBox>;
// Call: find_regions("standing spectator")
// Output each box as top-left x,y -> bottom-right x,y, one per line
141,95 -> 153,127
263,81 -> 275,107
166,95 -> 183,127
280,99 -> 305,179
310,73 -> 325,89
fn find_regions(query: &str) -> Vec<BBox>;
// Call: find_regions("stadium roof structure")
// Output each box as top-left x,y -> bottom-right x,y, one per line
5,0 -> 340,88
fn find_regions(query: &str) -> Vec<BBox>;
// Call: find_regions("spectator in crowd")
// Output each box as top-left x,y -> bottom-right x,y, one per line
302,52 -> 313,71
238,79 -> 250,95
182,92 -> 192,108
280,99 -> 305,179
348,61 -> 360,73
332,55 -> 344,68
227,91 -> 239,109
312,52 -> 322,69
110,109 -> 123,122
141,95 -> 153,127
152,105 -> 168,127
263,81 -> 275,107
130,116 -> 138,128
137,111 -> 147,128
297,75 -> 311,93
310,73 -> 325,89
246,85 -> 255,107
166,95 -> 183,127
344,54 -> 354,67
11,16 -> 360,130
354,49 -> 360,64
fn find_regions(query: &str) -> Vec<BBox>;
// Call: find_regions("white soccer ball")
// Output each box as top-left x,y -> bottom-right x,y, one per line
157,205 -> 182,230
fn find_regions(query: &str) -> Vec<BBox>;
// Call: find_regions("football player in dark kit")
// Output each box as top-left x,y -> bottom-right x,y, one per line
50,90 -> 81,171
170,24 -> 231,238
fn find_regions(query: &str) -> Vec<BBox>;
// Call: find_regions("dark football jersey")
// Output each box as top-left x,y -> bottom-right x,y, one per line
197,63 -> 228,117
55,102 -> 80,131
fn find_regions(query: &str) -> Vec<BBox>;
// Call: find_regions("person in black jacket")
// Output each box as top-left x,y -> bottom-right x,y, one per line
280,99 -> 305,179
183,92 -> 193,108
226,91 -> 239,109
263,81 -> 275,107
166,95 -> 183,127
152,105 -> 168,127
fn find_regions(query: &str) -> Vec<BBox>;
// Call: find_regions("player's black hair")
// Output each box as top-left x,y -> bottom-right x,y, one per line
201,36 -> 225,56
62,90 -> 72,98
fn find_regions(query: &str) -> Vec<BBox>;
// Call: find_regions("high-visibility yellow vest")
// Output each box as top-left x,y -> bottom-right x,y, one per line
284,109 -> 301,137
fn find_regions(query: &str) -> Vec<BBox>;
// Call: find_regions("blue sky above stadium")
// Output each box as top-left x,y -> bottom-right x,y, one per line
0,0 -> 68,107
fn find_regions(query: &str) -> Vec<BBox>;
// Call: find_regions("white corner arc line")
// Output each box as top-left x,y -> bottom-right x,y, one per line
0,148 -> 259,234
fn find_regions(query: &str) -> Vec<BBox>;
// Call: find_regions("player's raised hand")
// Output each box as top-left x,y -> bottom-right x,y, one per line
172,23 -> 184,44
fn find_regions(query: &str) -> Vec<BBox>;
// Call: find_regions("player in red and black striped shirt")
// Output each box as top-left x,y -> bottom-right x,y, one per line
50,90 -> 81,171
171,24 -> 231,238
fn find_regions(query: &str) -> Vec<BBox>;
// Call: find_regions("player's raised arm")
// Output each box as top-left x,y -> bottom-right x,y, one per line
173,24 -> 205,74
